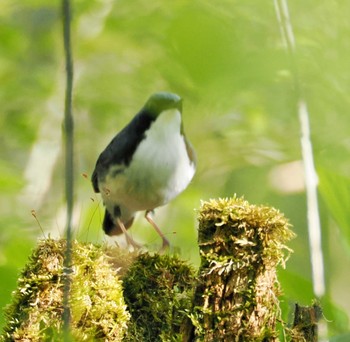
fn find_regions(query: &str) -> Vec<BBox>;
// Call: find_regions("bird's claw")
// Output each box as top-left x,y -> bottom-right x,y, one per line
158,238 -> 170,254
125,236 -> 142,250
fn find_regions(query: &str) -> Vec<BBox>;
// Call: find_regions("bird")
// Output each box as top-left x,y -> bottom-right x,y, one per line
91,92 -> 196,249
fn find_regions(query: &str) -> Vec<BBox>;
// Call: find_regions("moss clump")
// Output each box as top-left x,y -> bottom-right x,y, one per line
198,196 -> 295,267
122,252 -> 196,342
186,196 -> 295,342
1,239 -> 130,341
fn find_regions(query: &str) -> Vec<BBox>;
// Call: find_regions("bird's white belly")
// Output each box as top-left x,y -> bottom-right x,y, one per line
127,133 -> 194,207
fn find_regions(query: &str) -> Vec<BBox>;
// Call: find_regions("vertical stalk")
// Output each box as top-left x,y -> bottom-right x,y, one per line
62,0 -> 74,337
273,0 -> 325,299
298,100 -> 325,297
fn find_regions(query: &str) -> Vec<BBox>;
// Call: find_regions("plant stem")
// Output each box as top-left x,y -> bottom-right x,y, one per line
273,0 -> 325,299
62,0 -> 74,338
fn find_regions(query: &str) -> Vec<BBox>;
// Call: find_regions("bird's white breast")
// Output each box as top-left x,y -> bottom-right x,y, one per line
128,109 -> 195,205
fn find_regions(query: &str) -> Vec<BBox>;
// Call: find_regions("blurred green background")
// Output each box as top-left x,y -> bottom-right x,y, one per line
1,0 -> 350,339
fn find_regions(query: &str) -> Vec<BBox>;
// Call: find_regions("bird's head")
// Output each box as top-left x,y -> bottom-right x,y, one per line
143,92 -> 182,119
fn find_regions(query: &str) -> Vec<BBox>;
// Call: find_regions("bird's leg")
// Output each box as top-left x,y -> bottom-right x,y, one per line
145,210 -> 170,250
116,217 -> 141,249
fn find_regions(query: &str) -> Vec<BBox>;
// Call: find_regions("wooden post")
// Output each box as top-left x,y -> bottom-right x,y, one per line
291,303 -> 322,341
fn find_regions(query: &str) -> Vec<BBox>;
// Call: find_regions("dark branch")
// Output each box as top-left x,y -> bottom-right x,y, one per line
61,0 -> 74,338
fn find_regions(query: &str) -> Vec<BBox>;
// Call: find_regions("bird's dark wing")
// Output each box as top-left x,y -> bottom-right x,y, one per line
91,168 -> 99,193
91,110 -> 155,192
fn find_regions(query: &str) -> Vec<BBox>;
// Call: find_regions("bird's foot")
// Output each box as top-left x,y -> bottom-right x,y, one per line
116,217 -> 142,250
125,234 -> 142,250
145,210 -> 171,253
159,238 -> 170,254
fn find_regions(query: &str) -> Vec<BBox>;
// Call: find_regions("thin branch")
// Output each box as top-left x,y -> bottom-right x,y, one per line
62,0 -> 74,338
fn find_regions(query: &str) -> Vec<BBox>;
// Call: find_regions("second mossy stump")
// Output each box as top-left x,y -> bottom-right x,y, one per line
185,197 -> 295,341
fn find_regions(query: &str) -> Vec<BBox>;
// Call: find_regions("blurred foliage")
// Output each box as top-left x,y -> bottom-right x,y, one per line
319,169 -> 350,250
0,0 -> 349,339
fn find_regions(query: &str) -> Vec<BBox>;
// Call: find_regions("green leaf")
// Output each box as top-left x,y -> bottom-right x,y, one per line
318,169 -> 350,249
330,333 -> 350,342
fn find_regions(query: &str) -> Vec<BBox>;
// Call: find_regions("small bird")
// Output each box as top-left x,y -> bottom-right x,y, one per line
91,92 -> 196,249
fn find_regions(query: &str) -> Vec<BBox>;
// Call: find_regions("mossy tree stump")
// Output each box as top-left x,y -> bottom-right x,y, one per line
184,197 -> 295,341
1,240 -> 133,341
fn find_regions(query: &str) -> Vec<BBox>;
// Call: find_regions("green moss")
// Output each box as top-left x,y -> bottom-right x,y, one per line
1,197 -> 297,341
1,239 -> 130,341
187,196 -> 296,341
122,252 -> 196,342
1,239 -> 195,342
198,196 -> 294,259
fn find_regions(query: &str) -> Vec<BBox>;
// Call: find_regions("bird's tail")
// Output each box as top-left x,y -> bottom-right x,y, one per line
102,210 -> 134,236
